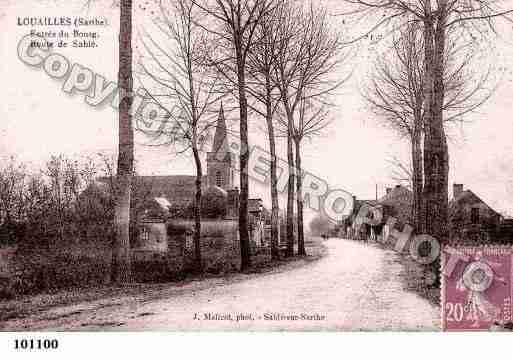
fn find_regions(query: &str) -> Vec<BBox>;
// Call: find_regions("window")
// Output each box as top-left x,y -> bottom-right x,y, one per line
216,170 -> 223,187
471,208 -> 479,224
140,226 -> 150,242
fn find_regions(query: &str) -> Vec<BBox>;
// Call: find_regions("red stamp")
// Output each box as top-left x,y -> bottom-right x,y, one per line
442,246 -> 513,331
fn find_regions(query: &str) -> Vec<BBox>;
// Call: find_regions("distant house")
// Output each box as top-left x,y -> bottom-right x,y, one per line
379,186 -> 413,224
370,185 -> 413,241
342,185 -> 412,240
344,181 -> 509,244
132,197 -> 172,256
449,183 -> 503,243
378,183 -> 506,244
342,196 -> 380,240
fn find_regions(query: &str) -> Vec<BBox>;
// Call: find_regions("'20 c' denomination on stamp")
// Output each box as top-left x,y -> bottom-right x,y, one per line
442,246 -> 513,331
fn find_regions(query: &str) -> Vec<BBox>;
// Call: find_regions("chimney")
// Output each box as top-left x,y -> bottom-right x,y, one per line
386,187 -> 392,195
453,184 -> 464,199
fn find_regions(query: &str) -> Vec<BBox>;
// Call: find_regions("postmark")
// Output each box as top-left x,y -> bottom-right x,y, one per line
442,246 -> 513,331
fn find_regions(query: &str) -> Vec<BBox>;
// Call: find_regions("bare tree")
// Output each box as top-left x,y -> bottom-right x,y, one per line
342,0 -> 512,242
386,156 -> 413,189
138,0 -> 223,272
272,0 -> 345,256
45,155 -> 85,243
191,0 -> 277,270
364,22 -> 494,229
0,158 -> 26,229
245,8 -> 282,260
293,98 -> 333,255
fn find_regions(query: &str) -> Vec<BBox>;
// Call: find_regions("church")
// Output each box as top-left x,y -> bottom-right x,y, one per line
127,104 -> 264,219
126,103 -> 240,212
94,105 -> 268,253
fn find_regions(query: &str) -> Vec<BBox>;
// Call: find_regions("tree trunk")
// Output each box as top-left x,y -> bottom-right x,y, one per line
431,4 -> 449,243
111,0 -> 134,284
189,44 -> 203,273
285,111 -> 295,258
411,113 -> 423,231
420,5 -> 434,236
295,139 -> 305,256
192,143 -> 203,273
422,2 -> 449,243
264,77 -> 280,261
236,45 -> 251,271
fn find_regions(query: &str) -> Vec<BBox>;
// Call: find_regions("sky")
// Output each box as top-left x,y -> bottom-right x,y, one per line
1,0 -> 513,221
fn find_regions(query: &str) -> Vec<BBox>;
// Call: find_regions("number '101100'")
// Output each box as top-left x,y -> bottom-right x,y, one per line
14,339 -> 58,350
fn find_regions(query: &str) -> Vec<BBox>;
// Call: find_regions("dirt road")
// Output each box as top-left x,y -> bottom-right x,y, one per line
1,239 -> 440,331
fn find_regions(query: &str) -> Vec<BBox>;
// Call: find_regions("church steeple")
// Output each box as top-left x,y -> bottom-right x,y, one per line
212,103 -> 229,155
206,103 -> 236,190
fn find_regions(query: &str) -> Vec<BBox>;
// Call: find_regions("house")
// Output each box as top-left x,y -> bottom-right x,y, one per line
132,197 -> 171,255
365,185 -> 413,241
342,196 -> 379,240
342,185 -> 412,240
345,181 -> 509,245
449,183 -> 503,243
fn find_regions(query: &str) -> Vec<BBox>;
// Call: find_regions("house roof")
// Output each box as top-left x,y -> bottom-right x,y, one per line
378,185 -> 413,224
450,189 -> 502,217
351,199 -> 378,217
379,185 -> 412,204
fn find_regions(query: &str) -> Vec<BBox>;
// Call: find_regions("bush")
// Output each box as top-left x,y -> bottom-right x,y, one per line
10,246 -> 111,296
132,254 -> 184,282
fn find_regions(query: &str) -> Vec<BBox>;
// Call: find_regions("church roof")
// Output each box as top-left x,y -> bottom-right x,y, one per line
212,103 -> 230,154
97,175 -> 207,205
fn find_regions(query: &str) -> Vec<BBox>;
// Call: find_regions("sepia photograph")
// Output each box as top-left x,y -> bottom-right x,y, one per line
0,0 -> 513,344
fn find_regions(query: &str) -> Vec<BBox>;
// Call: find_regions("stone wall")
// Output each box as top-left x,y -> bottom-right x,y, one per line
170,219 -> 241,273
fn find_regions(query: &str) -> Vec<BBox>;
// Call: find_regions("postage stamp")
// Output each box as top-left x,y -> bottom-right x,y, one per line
442,246 -> 513,331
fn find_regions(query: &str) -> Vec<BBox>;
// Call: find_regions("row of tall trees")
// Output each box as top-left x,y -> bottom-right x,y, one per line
351,0 -> 512,244
266,1 -> 344,257
135,0 -> 345,272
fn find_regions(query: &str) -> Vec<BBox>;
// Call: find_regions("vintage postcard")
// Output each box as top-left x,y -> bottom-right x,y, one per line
1,0 -> 513,339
